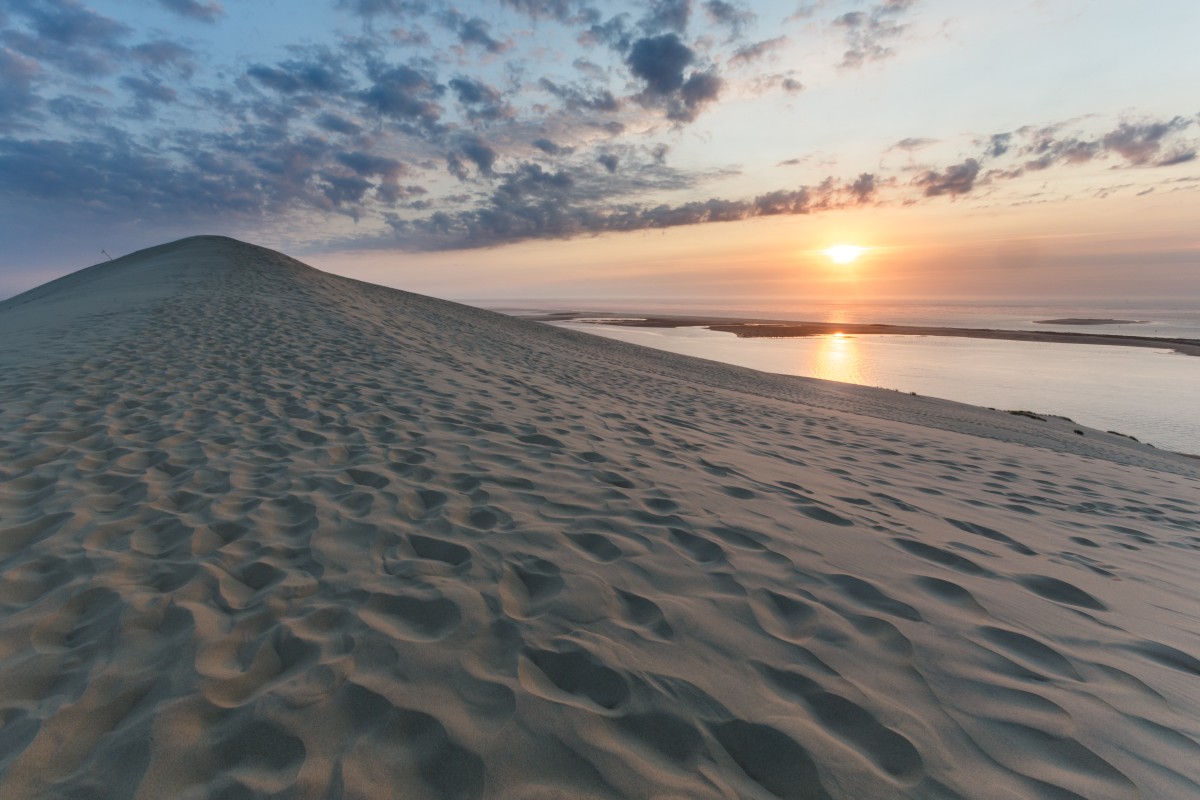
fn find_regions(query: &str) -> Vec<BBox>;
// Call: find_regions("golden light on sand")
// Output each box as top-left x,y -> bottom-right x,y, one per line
825,245 -> 867,264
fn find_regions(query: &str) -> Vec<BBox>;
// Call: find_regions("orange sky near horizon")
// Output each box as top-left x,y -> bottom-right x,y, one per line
310,186 -> 1199,305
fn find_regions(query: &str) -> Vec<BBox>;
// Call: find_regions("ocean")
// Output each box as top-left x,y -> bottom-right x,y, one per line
480,300 -> 1200,455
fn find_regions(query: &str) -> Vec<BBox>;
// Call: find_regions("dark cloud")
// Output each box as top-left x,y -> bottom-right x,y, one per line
3,0 -> 130,76
533,137 -> 568,155
359,63 -> 443,126
0,135 -> 263,219
539,78 -> 620,113
453,16 -> 511,53
1101,118 -> 1191,165
448,136 -> 498,179
246,52 -> 353,96
915,158 -> 980,196
1156,150 -> 1196,167
1011,117 -> 1194,172
627,34 -> 694,95
640,0 -> 692,35
156,0 -> 223,23
675,70 -> 722,121
320,172 -> 373,208
393,168 -> 880,250
984,132 -> 1011,158
6,0 -> 129,47
316,112 -> 363,135
336,151 -> 408,180
833,0 -> 917,69
703,0 -> 755,38
597,153 -> 619,173
462,138 -> 498,174
849,172 -> 876,201
624,33 -> 723,121
780,77 -> 803,92
449,76 -> 513,121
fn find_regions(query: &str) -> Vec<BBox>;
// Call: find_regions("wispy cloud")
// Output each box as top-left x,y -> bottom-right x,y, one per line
832,0 -> 917,69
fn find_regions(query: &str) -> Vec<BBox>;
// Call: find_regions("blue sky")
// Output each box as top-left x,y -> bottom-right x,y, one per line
1,0 -> 1197,300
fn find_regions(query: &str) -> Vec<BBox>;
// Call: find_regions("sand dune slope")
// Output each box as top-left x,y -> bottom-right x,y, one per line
1,236 -> 1198,799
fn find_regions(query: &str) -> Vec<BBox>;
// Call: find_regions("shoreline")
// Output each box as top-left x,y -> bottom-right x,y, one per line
533,312 -> 1200,357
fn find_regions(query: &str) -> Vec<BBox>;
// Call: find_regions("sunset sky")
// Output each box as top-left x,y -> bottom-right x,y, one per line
1,0 -> 1197,302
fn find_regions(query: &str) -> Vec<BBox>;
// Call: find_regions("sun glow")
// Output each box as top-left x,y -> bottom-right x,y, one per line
825,245 -> 867,264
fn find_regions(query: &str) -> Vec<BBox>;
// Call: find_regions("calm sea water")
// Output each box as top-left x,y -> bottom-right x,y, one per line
479,300 -> 1200,454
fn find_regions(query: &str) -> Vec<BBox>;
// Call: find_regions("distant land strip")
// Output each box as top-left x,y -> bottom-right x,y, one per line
537,313 -> 1200,357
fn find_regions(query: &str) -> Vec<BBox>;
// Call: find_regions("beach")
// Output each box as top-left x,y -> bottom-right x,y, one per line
2,236 -> 1199,799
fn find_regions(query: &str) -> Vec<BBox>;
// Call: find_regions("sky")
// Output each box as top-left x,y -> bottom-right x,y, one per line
1,0 -> 1197,303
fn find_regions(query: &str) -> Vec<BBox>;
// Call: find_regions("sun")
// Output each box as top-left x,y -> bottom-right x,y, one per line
825,245 -> 867,264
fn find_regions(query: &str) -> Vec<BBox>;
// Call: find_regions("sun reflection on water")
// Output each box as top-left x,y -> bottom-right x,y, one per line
812,333 -> 867,384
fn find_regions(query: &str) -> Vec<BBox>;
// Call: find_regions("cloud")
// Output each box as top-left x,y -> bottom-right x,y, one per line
448,136 -> 498,179
316,112 -> 363,135
627,34 -> 694,94
640,0 -> 692,35
247,54 -> 353,96
119,75 -> 177,106
336,150 -> 408,180
983,132 -> 1011,158
131,39 -> 197,79
3,0 -> 130,76
729,36 -> 787,67
915,158 -> 979,196
500,0 -> 591,24
156,0 -> 223,23
833,0 -> 917,69
6,0 -> 129,46
579,14 -> 634,51
0,47 -> 40,128
597,153 -> 619,172
703,0 -> 756,38
449,76 -> 514,121
891,136 -> 937,151
533,137 -> 571,155
625,33 -> 724,121
1101,118 -> 1192,165
391,167 -> 881,250
1013,116 -> 1195,172
451,15 -> 511,53
336,0 -> 430,19
539,79 -> 621,113
359,62 -> 444,127
676,70 -> 722,121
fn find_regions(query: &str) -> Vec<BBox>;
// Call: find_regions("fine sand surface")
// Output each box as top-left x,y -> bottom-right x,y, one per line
2,236 -> 1199,799
537,313 -> 1200,357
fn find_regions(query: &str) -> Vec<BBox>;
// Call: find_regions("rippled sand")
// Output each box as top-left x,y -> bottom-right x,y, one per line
1,236 -> 1198,799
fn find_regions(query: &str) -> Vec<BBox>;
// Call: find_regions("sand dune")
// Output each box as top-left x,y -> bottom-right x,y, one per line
1,236 -> 1198,799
